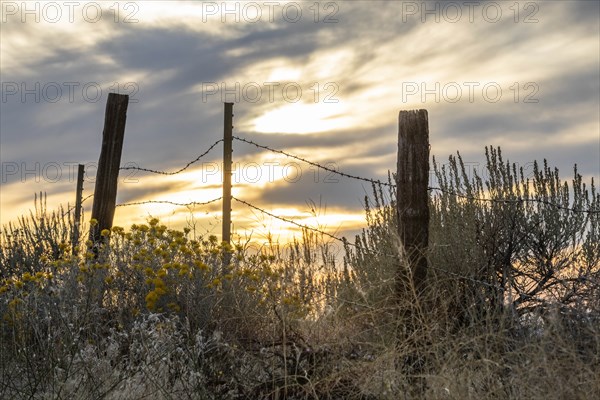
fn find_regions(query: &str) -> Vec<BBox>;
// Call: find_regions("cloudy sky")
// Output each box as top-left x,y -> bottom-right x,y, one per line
1,0 -> 599,245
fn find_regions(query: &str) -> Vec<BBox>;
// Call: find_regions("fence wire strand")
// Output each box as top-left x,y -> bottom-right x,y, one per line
232,196 -> 346,243
61,194 -> 94,218
232,196 -> 500,289
233,135 -> 395,188
116,197 -> 222,208
119,139 -> 223,175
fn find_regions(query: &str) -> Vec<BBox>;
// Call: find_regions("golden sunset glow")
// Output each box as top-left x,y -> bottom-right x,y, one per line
252,102 -> 351,134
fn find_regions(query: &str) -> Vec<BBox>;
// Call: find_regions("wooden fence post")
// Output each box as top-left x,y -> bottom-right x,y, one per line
397,109 -> 430,297
89,93 -> 129,245
222,102 -> 234,251
72,163 -> 84,255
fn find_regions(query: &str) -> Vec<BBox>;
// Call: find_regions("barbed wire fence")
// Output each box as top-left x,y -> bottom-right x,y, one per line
52,95 -> 595,295
61,130 -> 598,292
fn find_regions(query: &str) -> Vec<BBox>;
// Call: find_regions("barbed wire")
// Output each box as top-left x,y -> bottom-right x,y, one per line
233,135 -> 598,215
232,196 -> 500,289
233,135 -> 395,188
232,196 -> 346,243
116,197 -> 222,208
119,139 -> 223,175
61,194 -> 94,218
84,132 -> 597,215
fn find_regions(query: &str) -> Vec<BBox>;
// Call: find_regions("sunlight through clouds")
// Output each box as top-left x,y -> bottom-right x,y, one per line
252,102 -> 351,134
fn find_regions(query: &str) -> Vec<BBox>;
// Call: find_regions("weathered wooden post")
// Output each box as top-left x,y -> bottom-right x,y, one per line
89,93 -> 129,244
221,103 -> 234,312
396,109 -> 430,296
222,102 -> 234,253
72,163 -> 84,255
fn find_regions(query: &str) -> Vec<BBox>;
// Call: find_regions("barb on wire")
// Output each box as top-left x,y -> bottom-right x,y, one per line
428,186 -> 599,214
116,197 -> 222,208
119,139 -> 223,176
233,135 -> 395,188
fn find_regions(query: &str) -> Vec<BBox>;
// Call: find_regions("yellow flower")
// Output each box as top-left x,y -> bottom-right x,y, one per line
8,297 -> 23,308
89,218 -> 98,226
152,277 -> 165,288
100,229 -> 111,237
145,291 -> 159,310
194,260 -> 209,271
